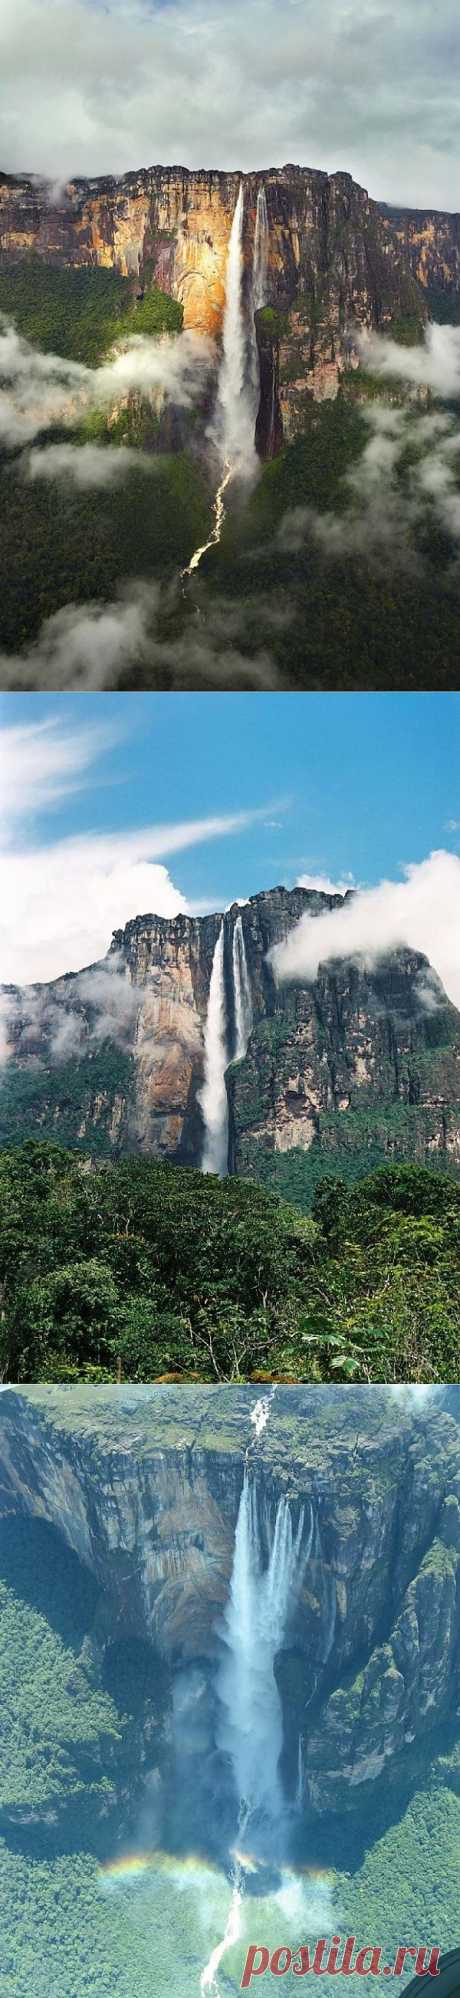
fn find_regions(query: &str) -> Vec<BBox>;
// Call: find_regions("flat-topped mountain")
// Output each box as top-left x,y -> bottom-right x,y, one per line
2,884 -> 460,1202
1,160 -> 457,432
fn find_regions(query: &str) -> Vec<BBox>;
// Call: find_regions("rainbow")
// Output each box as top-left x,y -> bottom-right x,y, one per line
98,1848 -> 224,1892
99,1852 -> 158,1889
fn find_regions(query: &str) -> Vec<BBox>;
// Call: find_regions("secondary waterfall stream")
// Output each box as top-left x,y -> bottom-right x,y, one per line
232,913 -> 253,1060
183,182 -> 268,578
199,922 -> 229,1177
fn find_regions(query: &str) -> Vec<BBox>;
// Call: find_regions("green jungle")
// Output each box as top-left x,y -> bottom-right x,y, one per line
1,1140 -> 459,1383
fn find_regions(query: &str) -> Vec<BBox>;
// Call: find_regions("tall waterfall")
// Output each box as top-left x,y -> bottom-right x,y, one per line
182,180 -> 266,576
253,184 -> 269,310
215,182 -> 257,481
199,923 -> 229,1177
232,915 -> 253,1060
217,1475 -> 310,1839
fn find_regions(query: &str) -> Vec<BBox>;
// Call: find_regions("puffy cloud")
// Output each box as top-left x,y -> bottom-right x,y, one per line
0,583 -> 281,690
0,320 -> 213,448
276,397 -> 460,571
24,441 -> 158,486
297,871 -> 355,897
1,0 -> 460,207
270,850 -> 460,1011
359,323 -> 460,398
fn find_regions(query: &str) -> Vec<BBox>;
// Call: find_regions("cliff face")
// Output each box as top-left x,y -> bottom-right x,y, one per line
0,163 -> 428,424
1,1386 -> 459,1818
2,885 -> 460,1189
382,204 -> 460,301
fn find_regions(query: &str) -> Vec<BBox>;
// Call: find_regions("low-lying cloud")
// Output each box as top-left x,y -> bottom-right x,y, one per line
270,850 -> 460,1011
24,441 -> 158,486
277,395 -> 460,571
0,319 -> 213,448
0,582 -> 281,690
1,957 -> 142,1068
359,322 -> 460,399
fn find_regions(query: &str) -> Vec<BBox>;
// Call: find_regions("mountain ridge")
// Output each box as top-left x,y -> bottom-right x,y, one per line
0,158 -> 445,423
2,883 -> 460,1201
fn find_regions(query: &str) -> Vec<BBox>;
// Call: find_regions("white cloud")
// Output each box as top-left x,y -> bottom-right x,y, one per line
0,712 -> 118,837
359,323 -> 460,398
276,397 -> 460,571
1,0 -> 460,207
0,583 -> 281,690
0,320 -> 213,448
24,441 -> 158,486
0,711 -> 270,983
297,870 -> 355,897
271,851 -> 460,1011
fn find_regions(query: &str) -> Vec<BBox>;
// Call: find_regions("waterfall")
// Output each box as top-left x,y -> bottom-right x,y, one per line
232,914 -> 253,1060
217,1476 -> 309,1839
215,182 -> 257,481
182,181 -> 261,577
199,923 -> 229,1177
253,185 -> 269,310
200,1882 -> 242,1996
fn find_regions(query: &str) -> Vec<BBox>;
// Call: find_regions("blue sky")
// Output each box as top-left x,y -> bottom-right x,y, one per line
2,690 -> 459,990
4,690 -> 459,905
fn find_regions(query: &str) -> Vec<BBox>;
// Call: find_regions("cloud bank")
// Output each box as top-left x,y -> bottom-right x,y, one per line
271,851 -> 460,1011
2,0 -> 460,207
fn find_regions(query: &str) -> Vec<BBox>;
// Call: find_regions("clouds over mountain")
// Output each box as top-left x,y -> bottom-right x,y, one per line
1,0 -> 460,207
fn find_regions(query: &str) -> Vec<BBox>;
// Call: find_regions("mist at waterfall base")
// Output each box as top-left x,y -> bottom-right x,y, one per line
101,1473 -> 340,1998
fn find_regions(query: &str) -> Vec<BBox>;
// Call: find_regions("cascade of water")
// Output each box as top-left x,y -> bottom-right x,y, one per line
217,1477 -> 309,1837
253,184 -> 270,310
182,181 -> 260,577
199,923 -> 229,1176
232,914 -> 253,1060
200,1880 -> 242,1997
215,182 -> 257,480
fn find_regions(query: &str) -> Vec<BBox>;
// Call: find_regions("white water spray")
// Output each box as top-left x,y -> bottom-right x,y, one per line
217,1476 -> 308,1834
232,915 -> 253,1060
199,923 -> 229,1176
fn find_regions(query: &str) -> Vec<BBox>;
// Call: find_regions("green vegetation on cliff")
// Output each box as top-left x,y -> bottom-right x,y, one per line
0,256 -> 182,364
1,1141 -> 459,1384
0,1519 -> 123,1821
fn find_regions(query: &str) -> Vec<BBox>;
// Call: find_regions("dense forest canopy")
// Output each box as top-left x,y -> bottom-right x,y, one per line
1,1141 -> 459,1384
